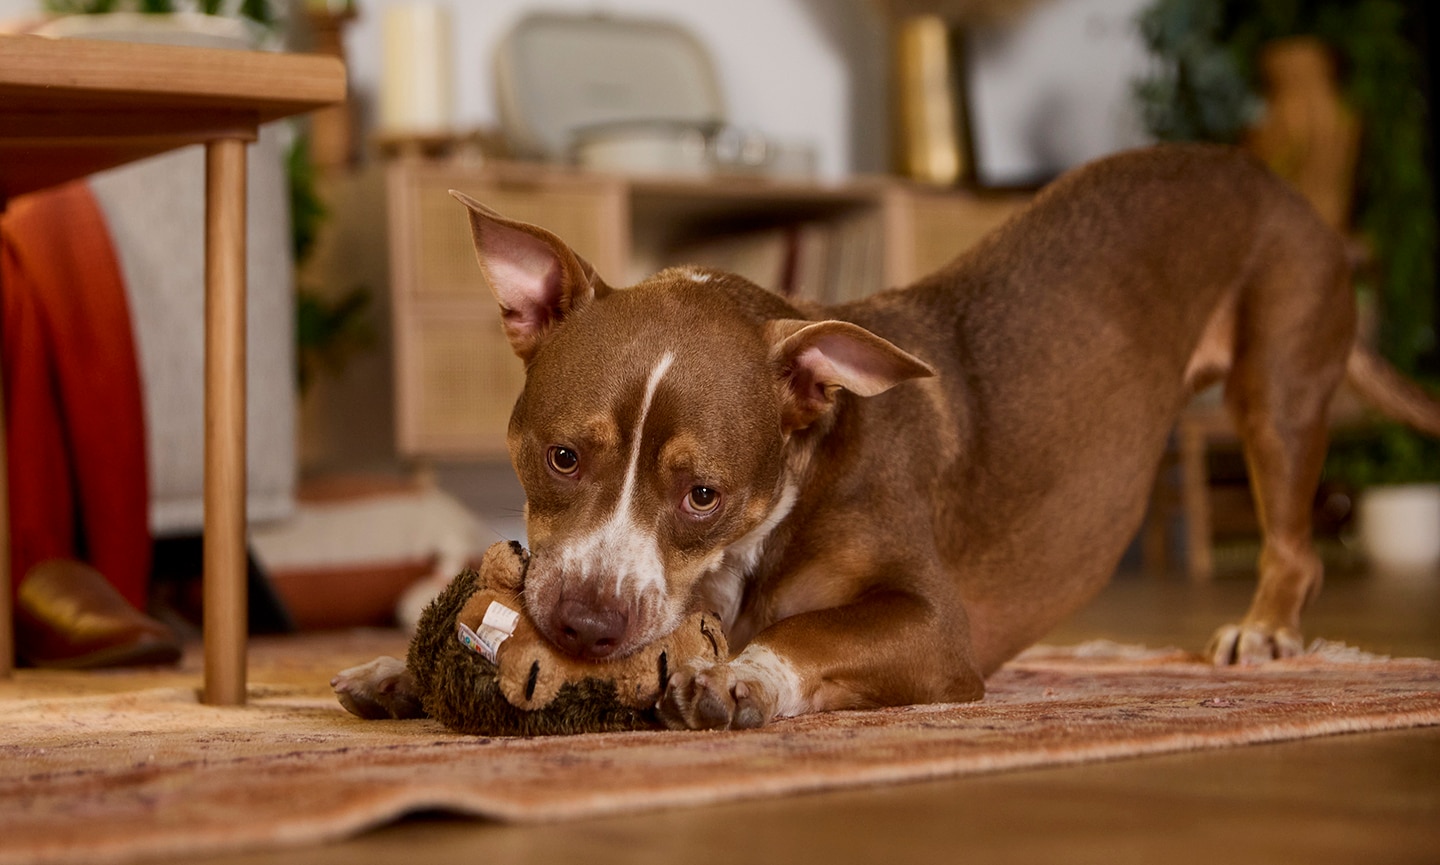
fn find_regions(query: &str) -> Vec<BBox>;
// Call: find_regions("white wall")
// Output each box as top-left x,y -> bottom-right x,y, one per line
1,0 -> 1157,182
0,0 -> 36,22
343,0 -> 886,179
966,0 -> 1154,187
0,0 -> 886,177
337,0 -> 1153,183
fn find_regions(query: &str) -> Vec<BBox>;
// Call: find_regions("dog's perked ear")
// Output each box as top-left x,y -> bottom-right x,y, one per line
450,190 -> 611,362
766,319 -> 935,432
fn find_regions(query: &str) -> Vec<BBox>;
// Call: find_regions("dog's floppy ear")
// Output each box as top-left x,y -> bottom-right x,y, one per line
766,319 -> 935,432
450,190 -> 611,362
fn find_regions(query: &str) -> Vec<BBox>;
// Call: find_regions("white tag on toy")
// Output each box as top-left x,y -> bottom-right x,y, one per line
482,600 -> 521,634
457,601 -> 522,664
456,622 -> 487,658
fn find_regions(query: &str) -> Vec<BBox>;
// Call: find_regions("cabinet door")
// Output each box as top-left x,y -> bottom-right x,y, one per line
398,172 -> 628,298
389,164 -> 625,457
884,189 -> 1029,285
396,304 -> 523,458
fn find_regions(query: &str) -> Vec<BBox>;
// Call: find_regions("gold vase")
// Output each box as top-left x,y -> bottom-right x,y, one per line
891,15 -> 967,186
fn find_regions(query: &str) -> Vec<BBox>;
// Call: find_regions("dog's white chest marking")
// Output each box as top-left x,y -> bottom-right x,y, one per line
560,352 -> 674,596
700,483 -> 798,630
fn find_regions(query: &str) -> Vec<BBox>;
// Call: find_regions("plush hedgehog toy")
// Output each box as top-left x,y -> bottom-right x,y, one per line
404,541 -> 728,735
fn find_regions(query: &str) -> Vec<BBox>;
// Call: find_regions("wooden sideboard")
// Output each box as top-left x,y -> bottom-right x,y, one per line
386,159 -> 1027,459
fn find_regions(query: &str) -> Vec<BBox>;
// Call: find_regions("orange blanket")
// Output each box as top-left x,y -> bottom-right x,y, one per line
1,182 -> 150,607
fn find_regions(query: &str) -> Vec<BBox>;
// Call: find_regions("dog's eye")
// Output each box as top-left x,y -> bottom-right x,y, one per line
547,446 -> 580,475
685,486 -> 720,514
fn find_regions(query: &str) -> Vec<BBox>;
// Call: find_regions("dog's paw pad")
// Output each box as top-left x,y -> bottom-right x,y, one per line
1206,623 -> 1304,666
658,663 -> 772,731
732,697 -> 767,729
692,672 -> 738,729
333,656 -> 424,720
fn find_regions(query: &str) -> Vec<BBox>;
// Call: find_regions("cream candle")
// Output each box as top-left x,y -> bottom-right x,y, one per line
380,3 -> 453,133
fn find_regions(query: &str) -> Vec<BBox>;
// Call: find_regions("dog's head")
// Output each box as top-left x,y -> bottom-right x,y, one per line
453,191 -> 932,659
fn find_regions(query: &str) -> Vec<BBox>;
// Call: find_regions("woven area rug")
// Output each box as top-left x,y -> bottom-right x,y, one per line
3,630 -> 1438,865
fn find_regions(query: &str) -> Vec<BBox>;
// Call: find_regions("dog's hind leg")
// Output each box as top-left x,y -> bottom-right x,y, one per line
1206,231 -> 1354,665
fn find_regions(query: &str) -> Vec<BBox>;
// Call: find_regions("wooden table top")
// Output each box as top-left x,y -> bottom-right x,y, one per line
0,34 -> 346,200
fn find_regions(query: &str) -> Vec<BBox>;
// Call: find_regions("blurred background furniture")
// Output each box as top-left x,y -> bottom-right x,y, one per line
0,34 -> 344,703
386,156 -> 1028,459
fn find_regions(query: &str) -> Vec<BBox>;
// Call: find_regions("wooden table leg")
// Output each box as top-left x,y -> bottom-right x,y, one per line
203,138 -> 249,706
0,357 -> 12,678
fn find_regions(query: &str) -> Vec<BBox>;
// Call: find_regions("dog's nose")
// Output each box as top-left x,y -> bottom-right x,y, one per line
554,599 -> 629,659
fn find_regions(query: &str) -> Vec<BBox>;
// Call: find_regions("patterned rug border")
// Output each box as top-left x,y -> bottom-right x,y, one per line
302,702 -> 1440,827
3,636 -> 1437,865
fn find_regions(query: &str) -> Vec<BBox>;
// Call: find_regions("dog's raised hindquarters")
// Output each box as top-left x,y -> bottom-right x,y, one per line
334,143 -> 1440,730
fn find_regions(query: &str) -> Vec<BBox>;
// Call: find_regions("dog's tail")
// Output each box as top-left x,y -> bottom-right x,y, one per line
1345,344 -> 1440,436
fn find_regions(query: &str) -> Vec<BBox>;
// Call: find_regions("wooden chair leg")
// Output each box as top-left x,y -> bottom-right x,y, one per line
1179,420 -> 1214,582
1141,447 -> 1177,577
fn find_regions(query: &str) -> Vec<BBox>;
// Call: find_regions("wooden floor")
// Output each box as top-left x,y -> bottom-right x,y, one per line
182,564 -> 1440,865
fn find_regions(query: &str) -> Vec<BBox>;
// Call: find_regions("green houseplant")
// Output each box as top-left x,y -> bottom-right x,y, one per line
37,1 -> 284,52
287,134 -> 376,396
1134,0 -> 1440,570
43,0 -> 376,395
42,0 -> 276,26
1134,0 -> 1439,482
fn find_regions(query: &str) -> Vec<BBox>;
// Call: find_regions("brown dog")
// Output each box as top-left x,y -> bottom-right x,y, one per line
335,143 -> 1440,730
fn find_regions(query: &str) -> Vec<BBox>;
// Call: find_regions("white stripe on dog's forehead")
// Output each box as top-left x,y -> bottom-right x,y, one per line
560,351 -> 674,595
618,352 -> 673,517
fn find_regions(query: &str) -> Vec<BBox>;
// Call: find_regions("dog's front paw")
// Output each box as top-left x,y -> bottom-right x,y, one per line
1206,621 -> 1305,666
332,656 -> 426,719
657,661 -> 776,731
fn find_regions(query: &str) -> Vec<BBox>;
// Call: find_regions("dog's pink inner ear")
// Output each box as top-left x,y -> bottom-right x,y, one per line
450,189 -> 605,360
479,221 -> 566,335
770,320 -> 935,431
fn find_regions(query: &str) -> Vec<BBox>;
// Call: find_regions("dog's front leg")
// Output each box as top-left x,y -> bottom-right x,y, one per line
657,592 -> 984,730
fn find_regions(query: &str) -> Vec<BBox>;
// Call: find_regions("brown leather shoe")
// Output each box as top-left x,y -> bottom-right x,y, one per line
15,558 -> 182,669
